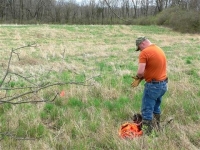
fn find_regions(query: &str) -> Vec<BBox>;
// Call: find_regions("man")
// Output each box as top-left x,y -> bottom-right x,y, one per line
132,37 -> 168,135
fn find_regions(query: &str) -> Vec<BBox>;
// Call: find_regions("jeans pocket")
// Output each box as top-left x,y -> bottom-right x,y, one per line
146,84 -> 162,100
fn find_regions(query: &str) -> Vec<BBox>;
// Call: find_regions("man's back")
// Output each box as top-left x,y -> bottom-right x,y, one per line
139,44 -> 167,82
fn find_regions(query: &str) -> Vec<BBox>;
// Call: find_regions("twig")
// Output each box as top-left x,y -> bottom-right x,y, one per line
0,92 -> 58,104
0,81 -> 90,104
0,49 -> 13,87
0,43 -> 36,87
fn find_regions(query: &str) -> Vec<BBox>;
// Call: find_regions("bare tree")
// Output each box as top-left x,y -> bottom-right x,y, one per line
121,0 -> 131,19
156,0 -> 164,12
189,0 -> 200,11
104,0 -> 128,22
0,0 -> 6,20
131,0 -> 140,18
140,0 -> 149,16
163,0 -> 172,8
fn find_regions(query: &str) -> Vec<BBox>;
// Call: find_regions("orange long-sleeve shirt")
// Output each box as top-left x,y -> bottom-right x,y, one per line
139,44 -> 167,82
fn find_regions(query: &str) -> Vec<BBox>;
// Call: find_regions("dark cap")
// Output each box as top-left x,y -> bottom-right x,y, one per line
135,37 -> 147,51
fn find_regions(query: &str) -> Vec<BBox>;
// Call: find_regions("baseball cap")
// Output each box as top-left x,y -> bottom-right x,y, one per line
135,37 -> 147,51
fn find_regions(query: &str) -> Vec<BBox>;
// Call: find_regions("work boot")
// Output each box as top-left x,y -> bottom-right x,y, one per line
153,113 -> 160,131
142,120 -> 153,136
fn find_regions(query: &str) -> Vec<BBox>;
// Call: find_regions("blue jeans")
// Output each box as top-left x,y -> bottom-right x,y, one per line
141,81 -> 167,120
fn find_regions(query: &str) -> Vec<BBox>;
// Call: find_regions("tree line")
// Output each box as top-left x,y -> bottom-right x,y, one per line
0,0 -> 199,24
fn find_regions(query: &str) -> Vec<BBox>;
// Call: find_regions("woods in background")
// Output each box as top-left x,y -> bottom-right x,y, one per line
0,0 -> 199,32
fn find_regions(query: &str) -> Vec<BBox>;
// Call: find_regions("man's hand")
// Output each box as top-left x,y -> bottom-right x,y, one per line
131,76 -> 142,88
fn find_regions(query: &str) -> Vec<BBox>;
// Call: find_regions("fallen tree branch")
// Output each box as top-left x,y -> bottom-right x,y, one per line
0,43 -> 100,105
0,81 -> 88,104
0,43 -> 36,87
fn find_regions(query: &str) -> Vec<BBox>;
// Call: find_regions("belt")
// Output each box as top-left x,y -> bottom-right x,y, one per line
148,78 -> 168,84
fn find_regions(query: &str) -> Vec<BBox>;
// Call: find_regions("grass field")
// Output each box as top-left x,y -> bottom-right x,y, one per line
0,24 -> 200,150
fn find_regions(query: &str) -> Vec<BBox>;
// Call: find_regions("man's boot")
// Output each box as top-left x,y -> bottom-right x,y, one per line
142,120 -> 153,136
153,113 -> 160,131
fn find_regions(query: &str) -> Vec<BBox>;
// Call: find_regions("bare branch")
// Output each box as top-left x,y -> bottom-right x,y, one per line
0,92 -> 58,105
0,43 -> 37,87
0,80 -> 93,104
8,72 -> 37,86
0,43 -> 98,105
0,49 -> 13,87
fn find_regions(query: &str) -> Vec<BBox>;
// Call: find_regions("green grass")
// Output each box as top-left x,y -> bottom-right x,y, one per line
0,104 -> 12,116
16,120 -> 45,138
0,24 -> 199,149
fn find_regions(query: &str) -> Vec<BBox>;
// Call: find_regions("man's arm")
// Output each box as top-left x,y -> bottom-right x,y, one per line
136,63 -> 146,79
131,63 -> 146,88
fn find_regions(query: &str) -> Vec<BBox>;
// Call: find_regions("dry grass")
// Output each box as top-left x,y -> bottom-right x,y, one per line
0,25 -> 199,149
